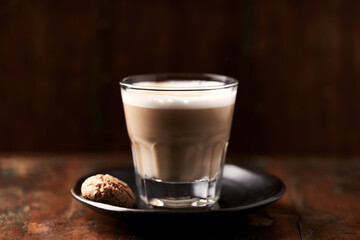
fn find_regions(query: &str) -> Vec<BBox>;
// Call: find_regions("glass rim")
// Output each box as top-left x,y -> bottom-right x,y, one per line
120,73 -> 238,91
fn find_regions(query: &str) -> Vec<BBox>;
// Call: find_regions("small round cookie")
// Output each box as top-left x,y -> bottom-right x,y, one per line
81,174 -> 135,208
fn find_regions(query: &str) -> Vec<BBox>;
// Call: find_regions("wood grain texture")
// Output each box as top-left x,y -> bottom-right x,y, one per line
0,154 -> 359,239
1,0 -> 360,155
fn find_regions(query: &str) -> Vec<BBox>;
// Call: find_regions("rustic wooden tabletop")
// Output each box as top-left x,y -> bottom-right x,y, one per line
0,153 -> 359,239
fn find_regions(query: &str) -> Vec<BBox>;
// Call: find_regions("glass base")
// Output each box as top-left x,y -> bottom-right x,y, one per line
144,195 -> 219,208
135,172 -> 222,208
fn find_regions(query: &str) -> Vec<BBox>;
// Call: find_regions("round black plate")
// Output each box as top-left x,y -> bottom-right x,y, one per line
71,164 -> 286,218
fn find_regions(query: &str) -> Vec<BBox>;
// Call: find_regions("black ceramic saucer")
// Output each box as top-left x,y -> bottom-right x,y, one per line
71,164 -> 286,218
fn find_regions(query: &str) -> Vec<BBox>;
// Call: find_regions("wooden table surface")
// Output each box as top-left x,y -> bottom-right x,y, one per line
0,153 -> 359,240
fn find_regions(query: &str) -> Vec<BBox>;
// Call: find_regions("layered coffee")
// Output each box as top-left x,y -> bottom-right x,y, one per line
121,81 -> 236,182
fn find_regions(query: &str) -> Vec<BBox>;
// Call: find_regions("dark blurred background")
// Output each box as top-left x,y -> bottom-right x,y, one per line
1,0 -> 359,155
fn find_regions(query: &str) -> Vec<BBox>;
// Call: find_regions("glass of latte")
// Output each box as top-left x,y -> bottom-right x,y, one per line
120,73 -> 238,208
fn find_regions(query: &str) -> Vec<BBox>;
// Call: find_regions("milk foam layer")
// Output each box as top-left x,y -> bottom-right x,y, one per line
133,80 -> 223,88
121,81 -> 237,109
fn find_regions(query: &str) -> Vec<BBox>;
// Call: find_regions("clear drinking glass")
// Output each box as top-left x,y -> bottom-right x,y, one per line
120,73 -> 238,208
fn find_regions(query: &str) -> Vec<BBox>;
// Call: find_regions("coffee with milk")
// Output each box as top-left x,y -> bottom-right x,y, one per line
121,80 -> 236,183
